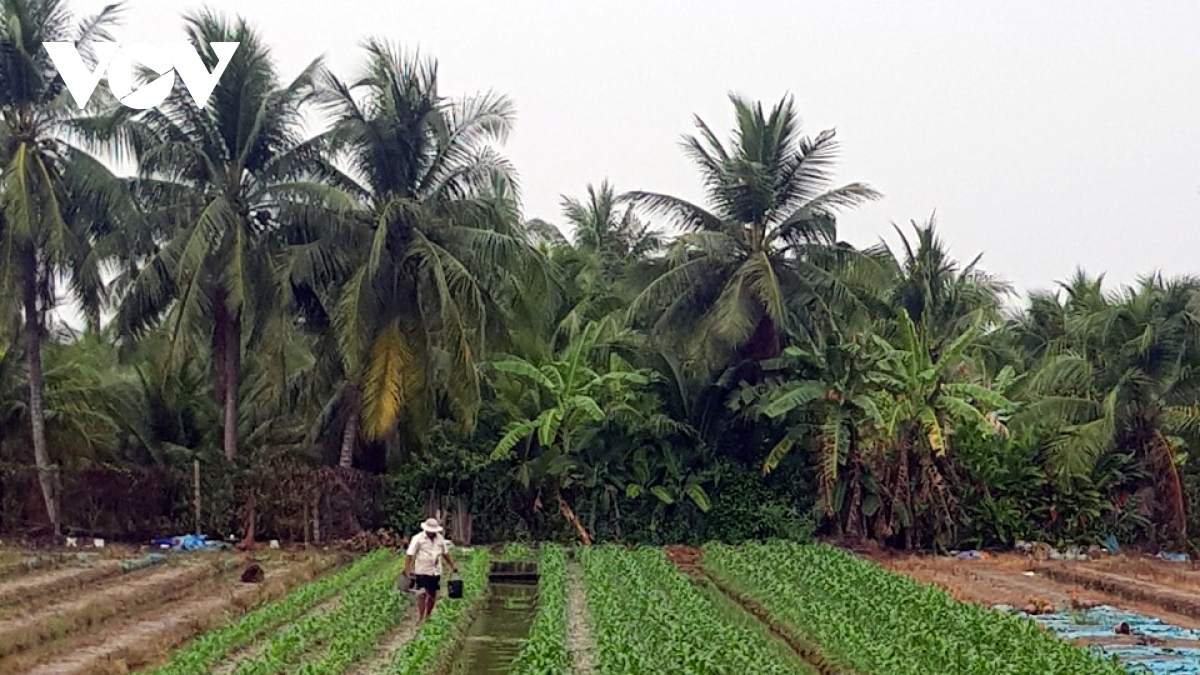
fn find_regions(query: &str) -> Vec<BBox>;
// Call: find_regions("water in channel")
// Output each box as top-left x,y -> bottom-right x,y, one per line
450,571 -> 539,674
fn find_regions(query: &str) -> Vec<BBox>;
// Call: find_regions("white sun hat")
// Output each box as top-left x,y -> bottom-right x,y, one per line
420,517 -> 444,533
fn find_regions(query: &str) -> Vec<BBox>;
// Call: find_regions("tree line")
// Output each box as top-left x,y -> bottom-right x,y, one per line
2,0 -> 1198,550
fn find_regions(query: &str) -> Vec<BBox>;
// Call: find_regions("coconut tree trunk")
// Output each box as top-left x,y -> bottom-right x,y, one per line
22,251 -> 58,535
219,308 -> 241,462
1151,430 -> 1187,548
338,386 -> 360,468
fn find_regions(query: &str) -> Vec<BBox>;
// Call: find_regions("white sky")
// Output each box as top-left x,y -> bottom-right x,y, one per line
71,0 -> 1200,306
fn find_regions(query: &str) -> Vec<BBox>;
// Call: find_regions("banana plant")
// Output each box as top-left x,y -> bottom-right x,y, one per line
745,335 -> 888,537
490,319 -> 655,544
620,442 -> 711,512
868,309 -> 1013,547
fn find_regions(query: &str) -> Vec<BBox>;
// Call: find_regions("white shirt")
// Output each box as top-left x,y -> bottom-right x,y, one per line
406,532 -> 449,576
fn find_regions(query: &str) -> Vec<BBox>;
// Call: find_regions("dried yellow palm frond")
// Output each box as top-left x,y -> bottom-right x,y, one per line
361,320 -> 423,440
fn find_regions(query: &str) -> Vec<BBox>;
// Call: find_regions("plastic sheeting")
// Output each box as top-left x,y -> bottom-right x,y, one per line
997,604 -> 1200,674
118,552 -> 167,573
150,534 -> 229,552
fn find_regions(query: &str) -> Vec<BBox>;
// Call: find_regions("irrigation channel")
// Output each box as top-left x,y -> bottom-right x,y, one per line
998,604 -> 1200,674
450,561 -> 540,674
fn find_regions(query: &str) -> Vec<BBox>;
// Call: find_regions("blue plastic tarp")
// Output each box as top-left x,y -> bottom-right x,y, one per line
1006,604 -> 1200,674
151,534 -> 221,551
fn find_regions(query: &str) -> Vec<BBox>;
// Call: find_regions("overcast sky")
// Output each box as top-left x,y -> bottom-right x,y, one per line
75,0 -> 1200,303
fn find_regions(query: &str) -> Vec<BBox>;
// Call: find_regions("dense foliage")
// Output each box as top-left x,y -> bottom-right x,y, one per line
1,0 -> 1198,551
704,541 -> 1126,674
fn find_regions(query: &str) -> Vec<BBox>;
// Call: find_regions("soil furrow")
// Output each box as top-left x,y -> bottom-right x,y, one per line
0,561 -> 124,610
701,570 -> 850,675
1035,564 -> 1200,620
344,603 -> 419,675
19,560 -> 320,675
663,546 -> 846,675
880,553 -> 1200,630
564,563 -> 595,675
211,590 -> 347,675
0,558 -> 231,659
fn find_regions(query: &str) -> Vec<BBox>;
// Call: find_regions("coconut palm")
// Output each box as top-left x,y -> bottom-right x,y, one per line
873,219 -> 1011,352
565,181 -> 661,273
316,41 -> 541,455
548,181 -> 661,349
0,0 -> 130,533
108,11 -> 329,462
1019,273 -> 1200,547
626,94 -> 880,376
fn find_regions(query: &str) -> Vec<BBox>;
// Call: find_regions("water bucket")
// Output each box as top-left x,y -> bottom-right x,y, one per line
397,572 -> 415,593
447,572 -> 463,599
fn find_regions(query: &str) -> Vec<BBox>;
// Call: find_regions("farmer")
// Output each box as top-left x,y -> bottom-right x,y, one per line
403,517 -> 458,624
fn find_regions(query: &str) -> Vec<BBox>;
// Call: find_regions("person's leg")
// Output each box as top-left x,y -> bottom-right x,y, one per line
416,591 -> 428,622
427,589 -> 438,617
415,576 -> 432,622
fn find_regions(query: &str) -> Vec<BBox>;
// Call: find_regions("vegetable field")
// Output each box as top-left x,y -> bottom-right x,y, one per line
705,542 -> 1126,674
581,545 -> 809,673
0,541 -> 1168,674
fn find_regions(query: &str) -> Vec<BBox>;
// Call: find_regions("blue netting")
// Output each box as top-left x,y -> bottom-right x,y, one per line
999,605 -> 1200,674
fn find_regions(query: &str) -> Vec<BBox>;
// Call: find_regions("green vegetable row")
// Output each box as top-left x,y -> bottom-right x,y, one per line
580,545 -> 805,674
290,559 -> 414,674
147,549 -> 389,675
509,543 -> 571,675
500,541 -> 535,561
704,541 -> 1127,675
384,548 -> 490,674
232,556 -> 406,675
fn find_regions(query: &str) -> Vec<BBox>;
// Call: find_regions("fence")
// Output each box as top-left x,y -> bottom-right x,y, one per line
0,461 -> 386,543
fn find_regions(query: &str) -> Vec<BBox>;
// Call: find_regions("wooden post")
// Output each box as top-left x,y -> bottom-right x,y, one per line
193,460 -> 201,535
313,496 -> 321,544
303,502 -> 310,548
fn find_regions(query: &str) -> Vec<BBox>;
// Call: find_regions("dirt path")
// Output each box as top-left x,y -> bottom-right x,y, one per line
565,563 -> 595,675
0,559 -> 227,659
0,561 -> 123,609
344,603 -> 419,675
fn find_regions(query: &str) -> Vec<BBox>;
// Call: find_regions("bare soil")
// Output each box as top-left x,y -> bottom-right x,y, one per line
0,553 -> 78,582
0,561 -> 124,610
564,563 -> 595,675
875,552 -> 1200,631
0,559 -> 228,659
8,554 -> 333,667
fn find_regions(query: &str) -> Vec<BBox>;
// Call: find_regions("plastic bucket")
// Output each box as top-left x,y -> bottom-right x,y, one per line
447,574 -> 463,599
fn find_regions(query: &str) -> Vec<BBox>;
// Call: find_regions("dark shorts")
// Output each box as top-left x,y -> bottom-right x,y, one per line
413,574 -> 441,594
